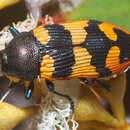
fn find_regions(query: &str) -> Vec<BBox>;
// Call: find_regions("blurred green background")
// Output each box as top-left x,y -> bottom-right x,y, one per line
69,0 -> 130,30
1,0 -> 130,30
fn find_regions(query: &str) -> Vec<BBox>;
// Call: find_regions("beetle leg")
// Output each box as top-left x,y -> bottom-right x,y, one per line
45,79 -> 74,112
95,79 -> 111,92
24,81 -> 34,99
80,78 -> 110,92
2,80 -> 34,99
80,78 -> 94,86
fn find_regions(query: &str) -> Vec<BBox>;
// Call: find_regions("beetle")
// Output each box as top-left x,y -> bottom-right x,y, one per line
0,19 -> 130,110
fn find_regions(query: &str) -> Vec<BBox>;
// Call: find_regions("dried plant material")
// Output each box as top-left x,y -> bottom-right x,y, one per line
75,86 -> 118,127
0,0 -> 20,10
0,26 -> 12,50
32,79 -> 80,130
74,73 -> 130,130
0,15 -> 36,51
93,74 -> 126,124
0,102 -> 37,130
36,93 -> 78,130
13,15 -> 37,32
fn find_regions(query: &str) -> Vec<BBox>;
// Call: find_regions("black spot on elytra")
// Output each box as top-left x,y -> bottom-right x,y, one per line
43,24 -> 75,78
82,20 -> 113,77
113,28 -> 130,63
44,24 -> 72,48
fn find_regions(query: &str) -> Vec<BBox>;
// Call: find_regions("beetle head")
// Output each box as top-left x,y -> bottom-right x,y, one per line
0,31 -> 39,81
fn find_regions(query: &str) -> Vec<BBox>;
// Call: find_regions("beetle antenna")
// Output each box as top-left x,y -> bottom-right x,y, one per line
45,79 -> 74,113
24,81 -> 34,99
9,26 -> 20,37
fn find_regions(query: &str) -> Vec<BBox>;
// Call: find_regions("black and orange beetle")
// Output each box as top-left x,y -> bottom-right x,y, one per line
1,19 -> 130,109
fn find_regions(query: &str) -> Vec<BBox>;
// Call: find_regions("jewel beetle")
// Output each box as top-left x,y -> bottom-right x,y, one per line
0,19 -> 130,110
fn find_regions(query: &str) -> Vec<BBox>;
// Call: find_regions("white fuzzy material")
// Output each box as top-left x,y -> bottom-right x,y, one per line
37,93 -> 79,130
0,15 -> 36,51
